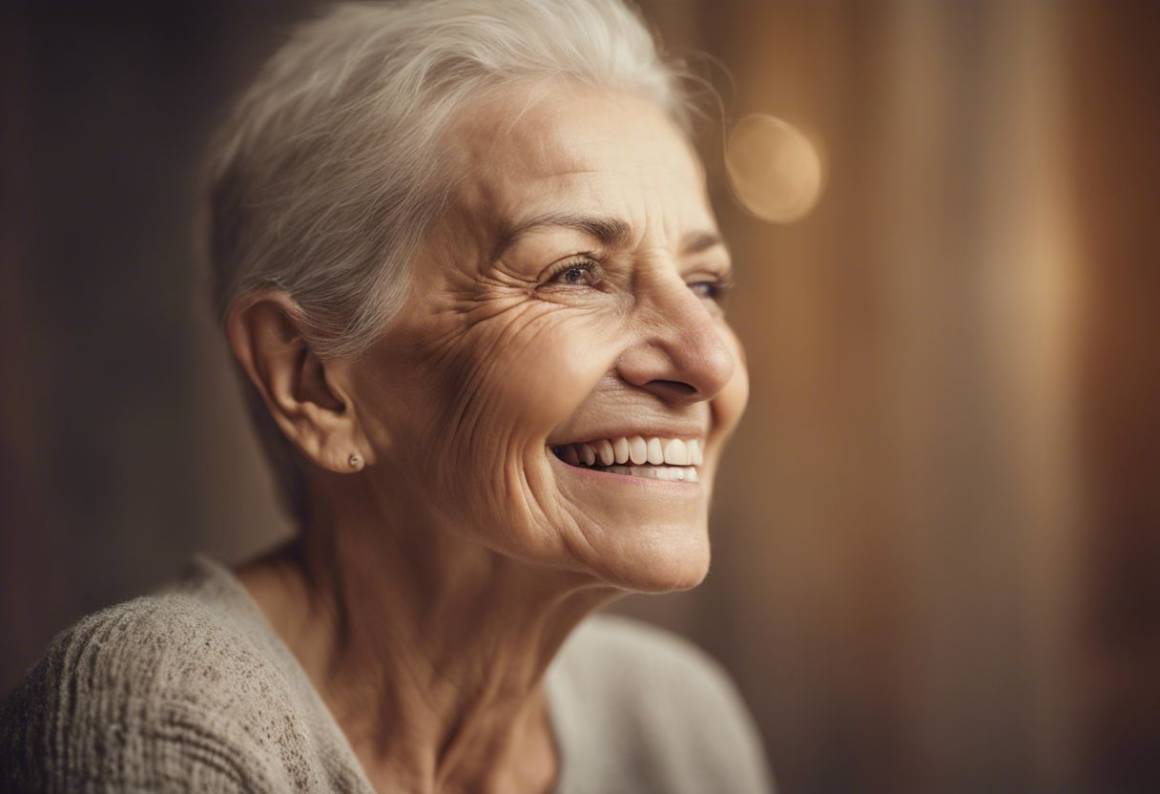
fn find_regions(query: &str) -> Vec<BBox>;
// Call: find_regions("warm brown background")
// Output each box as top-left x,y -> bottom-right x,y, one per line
2,2 -> 1157,792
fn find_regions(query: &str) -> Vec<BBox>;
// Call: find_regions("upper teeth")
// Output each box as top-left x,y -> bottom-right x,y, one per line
556,437 -> 703,467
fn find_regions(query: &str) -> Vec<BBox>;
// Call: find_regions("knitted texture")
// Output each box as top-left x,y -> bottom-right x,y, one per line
1,557 -> 772,793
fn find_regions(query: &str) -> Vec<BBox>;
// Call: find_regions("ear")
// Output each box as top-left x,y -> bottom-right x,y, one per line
225,290 -> 372,474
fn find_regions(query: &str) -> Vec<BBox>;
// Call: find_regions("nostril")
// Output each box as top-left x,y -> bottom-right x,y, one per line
616,317 -> 736,402
649,379 -> 697,399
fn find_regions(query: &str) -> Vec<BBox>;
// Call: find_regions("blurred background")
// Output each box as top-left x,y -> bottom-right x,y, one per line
2,1 -> 1157,792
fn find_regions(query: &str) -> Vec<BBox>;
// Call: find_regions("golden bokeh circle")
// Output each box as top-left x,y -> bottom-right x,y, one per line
725,114 -> 825,224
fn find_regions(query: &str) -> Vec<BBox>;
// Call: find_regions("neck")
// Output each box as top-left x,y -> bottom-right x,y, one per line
238,476 -> 618,794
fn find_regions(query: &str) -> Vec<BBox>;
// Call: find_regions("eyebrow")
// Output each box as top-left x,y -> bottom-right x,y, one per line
493,212 -> 726,260
493,212 -> 630,260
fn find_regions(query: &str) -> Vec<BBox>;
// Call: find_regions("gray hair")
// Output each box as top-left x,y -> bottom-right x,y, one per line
202,0 -> 692,522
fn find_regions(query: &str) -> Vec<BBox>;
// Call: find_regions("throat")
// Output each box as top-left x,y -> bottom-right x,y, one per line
236,532 -> 607,794
351,686 -> 559,794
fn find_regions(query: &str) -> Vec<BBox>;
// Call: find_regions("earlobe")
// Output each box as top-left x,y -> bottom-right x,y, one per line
225,290 -> 370,474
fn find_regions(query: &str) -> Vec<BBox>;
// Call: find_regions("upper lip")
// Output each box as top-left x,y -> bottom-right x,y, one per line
548,426 -> 707,446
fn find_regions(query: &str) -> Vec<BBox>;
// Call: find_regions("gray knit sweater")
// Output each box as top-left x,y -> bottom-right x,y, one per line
1,556 -> 772,793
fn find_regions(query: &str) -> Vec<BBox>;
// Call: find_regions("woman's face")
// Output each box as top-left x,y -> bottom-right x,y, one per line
348,84 -> 749,592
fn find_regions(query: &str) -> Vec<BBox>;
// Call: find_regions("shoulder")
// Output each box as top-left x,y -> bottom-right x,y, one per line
0,587 -> 295,791
552,613 -> 774,793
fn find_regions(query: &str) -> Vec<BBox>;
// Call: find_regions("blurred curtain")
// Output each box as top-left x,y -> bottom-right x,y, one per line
628,2 -> 1148,792
1067,3 -> 1160,791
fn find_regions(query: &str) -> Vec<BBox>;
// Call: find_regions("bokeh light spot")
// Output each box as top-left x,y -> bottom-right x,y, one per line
725,114 -> 825,223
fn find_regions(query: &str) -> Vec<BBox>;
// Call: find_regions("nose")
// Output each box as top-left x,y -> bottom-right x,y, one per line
616,275 -> 736,405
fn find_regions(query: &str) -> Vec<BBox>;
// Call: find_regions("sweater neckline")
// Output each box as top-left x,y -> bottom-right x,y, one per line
186,554 -> 380,792
184,553 -> 572,794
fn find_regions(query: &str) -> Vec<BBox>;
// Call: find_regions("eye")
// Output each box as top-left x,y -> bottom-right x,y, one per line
688,278 -> 733,304
544,257 -> 601,288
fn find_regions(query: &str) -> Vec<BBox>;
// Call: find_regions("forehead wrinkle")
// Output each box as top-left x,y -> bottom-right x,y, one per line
441,131 -> 598,276
439,85 -> 714,278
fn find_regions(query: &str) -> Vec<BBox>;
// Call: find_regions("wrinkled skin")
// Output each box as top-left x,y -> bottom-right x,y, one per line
350,83 -> 749,592
231,82 -> 749,792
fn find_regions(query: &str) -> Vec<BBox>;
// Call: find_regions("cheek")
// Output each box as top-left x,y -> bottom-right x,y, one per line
379,304 -> 620,517
431,309 -> 625,553
481,312 -> 621,436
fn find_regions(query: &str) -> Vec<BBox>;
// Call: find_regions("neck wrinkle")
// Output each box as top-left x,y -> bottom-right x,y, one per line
248,473 -> 619,794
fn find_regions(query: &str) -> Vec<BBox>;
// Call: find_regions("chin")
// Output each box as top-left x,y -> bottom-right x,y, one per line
580,522 -> 712,594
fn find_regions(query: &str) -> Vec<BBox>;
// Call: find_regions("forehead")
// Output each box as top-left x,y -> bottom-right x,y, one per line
441,83 -> 714,242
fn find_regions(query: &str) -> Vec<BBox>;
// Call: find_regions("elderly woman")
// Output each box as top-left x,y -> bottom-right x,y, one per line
1,1 -> 769,791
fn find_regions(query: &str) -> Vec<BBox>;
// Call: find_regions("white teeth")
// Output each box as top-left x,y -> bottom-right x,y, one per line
628,436 -> 648,465
555,435 -> 704,475
580,444 -> 597,466
613,437 -> 630,464
663,438 -> 688,466
604,465 -> 697,481
688,439 -> 703,466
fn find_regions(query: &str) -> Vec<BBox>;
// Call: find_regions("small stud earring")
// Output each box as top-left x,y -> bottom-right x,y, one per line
347,452 -> 363,471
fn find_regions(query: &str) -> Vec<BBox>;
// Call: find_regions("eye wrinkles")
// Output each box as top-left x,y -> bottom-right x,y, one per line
534,252 -> 734,315
489,211 -> 734,311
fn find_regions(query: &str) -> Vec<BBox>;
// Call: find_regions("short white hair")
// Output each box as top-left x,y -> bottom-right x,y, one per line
201,0 -> 693,522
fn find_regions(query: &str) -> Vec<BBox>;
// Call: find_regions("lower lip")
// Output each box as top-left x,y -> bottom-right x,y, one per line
547,451 -> 703,492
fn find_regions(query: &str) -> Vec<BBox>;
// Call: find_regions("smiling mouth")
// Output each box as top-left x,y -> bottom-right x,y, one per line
550,436 -> 702,483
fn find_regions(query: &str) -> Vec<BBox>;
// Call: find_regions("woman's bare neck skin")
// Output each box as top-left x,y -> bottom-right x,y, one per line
237,473 -> 618,794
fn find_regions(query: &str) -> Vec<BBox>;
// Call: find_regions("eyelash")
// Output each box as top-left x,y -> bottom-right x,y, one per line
544,256 -> 602,288
543,257 -> 733,305
688,277 -> 734,304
